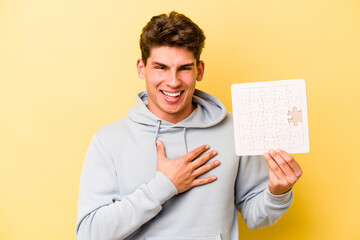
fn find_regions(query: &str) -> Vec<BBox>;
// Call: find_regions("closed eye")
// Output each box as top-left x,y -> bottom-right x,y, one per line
180,67 -> 191,71
152,62 -> 168,70
179,63 -> 194,71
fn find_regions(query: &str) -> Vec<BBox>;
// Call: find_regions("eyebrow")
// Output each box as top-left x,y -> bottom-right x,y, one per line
179,63 -> 195,68
152,62 -> 195,69
152,62 -> 168,68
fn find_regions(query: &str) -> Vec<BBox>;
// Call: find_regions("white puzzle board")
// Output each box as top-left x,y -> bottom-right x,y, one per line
231,79 -> 310,156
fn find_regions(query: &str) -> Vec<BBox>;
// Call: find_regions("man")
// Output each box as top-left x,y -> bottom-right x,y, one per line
76,11 -> 302,240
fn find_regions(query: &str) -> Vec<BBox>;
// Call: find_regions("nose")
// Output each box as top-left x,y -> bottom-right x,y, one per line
166,70 -> 181,88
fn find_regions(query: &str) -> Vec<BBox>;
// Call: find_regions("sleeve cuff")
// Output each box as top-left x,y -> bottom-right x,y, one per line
265,187 -> 293,205
147,172 -> 178,205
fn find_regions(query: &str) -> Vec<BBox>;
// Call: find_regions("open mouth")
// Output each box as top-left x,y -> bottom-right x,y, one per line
161,90 -> 183,98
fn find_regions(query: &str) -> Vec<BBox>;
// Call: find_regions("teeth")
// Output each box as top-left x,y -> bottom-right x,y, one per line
162,91 -> 182,97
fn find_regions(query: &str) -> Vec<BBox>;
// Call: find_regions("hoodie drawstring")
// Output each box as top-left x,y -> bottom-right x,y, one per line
183,128 -> 188,153
155,120 -> 161,145
154,119 -> 188,154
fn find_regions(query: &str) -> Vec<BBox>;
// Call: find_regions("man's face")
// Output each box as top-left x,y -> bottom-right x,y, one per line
137,46 -> 204,123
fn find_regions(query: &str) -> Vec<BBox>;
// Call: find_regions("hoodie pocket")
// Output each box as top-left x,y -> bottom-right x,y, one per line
146,235 -> 222,240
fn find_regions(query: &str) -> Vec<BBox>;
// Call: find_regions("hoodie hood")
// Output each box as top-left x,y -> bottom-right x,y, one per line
128,89 -> 227,153
128,89 -> 227,128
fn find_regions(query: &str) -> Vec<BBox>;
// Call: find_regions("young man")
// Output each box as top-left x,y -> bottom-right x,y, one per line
76,11 -> 302,240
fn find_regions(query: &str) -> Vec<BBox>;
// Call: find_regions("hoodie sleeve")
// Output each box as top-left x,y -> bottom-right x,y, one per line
75,134 -> 178,240
235,155 -> 293,230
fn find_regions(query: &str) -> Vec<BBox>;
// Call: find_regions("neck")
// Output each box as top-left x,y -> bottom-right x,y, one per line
147,104 -> 196,124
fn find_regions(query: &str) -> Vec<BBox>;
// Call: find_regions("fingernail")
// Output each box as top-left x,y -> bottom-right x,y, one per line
215,160 -> 220,165
205,145 -> 210,150
275,149 -> 280,153
212,176 -> 217,180
213,150 -> 217,155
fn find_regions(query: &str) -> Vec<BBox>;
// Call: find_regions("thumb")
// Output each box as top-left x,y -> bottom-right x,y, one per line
156,140 -> 166,159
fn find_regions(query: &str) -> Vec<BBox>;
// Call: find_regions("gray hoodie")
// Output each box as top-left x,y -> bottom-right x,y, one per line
76,89 -> 293,240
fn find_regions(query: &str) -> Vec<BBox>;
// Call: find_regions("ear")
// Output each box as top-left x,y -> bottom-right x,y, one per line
196,60 -> 205,82
137,59 -> 145,79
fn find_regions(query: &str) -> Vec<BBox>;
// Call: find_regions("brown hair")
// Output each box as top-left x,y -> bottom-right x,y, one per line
140,11 -> 206,65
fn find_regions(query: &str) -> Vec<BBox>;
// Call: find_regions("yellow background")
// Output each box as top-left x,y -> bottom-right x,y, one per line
1,0 -> 359,239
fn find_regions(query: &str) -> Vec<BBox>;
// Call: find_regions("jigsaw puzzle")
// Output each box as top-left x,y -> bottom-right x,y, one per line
231,79 -> 310,156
